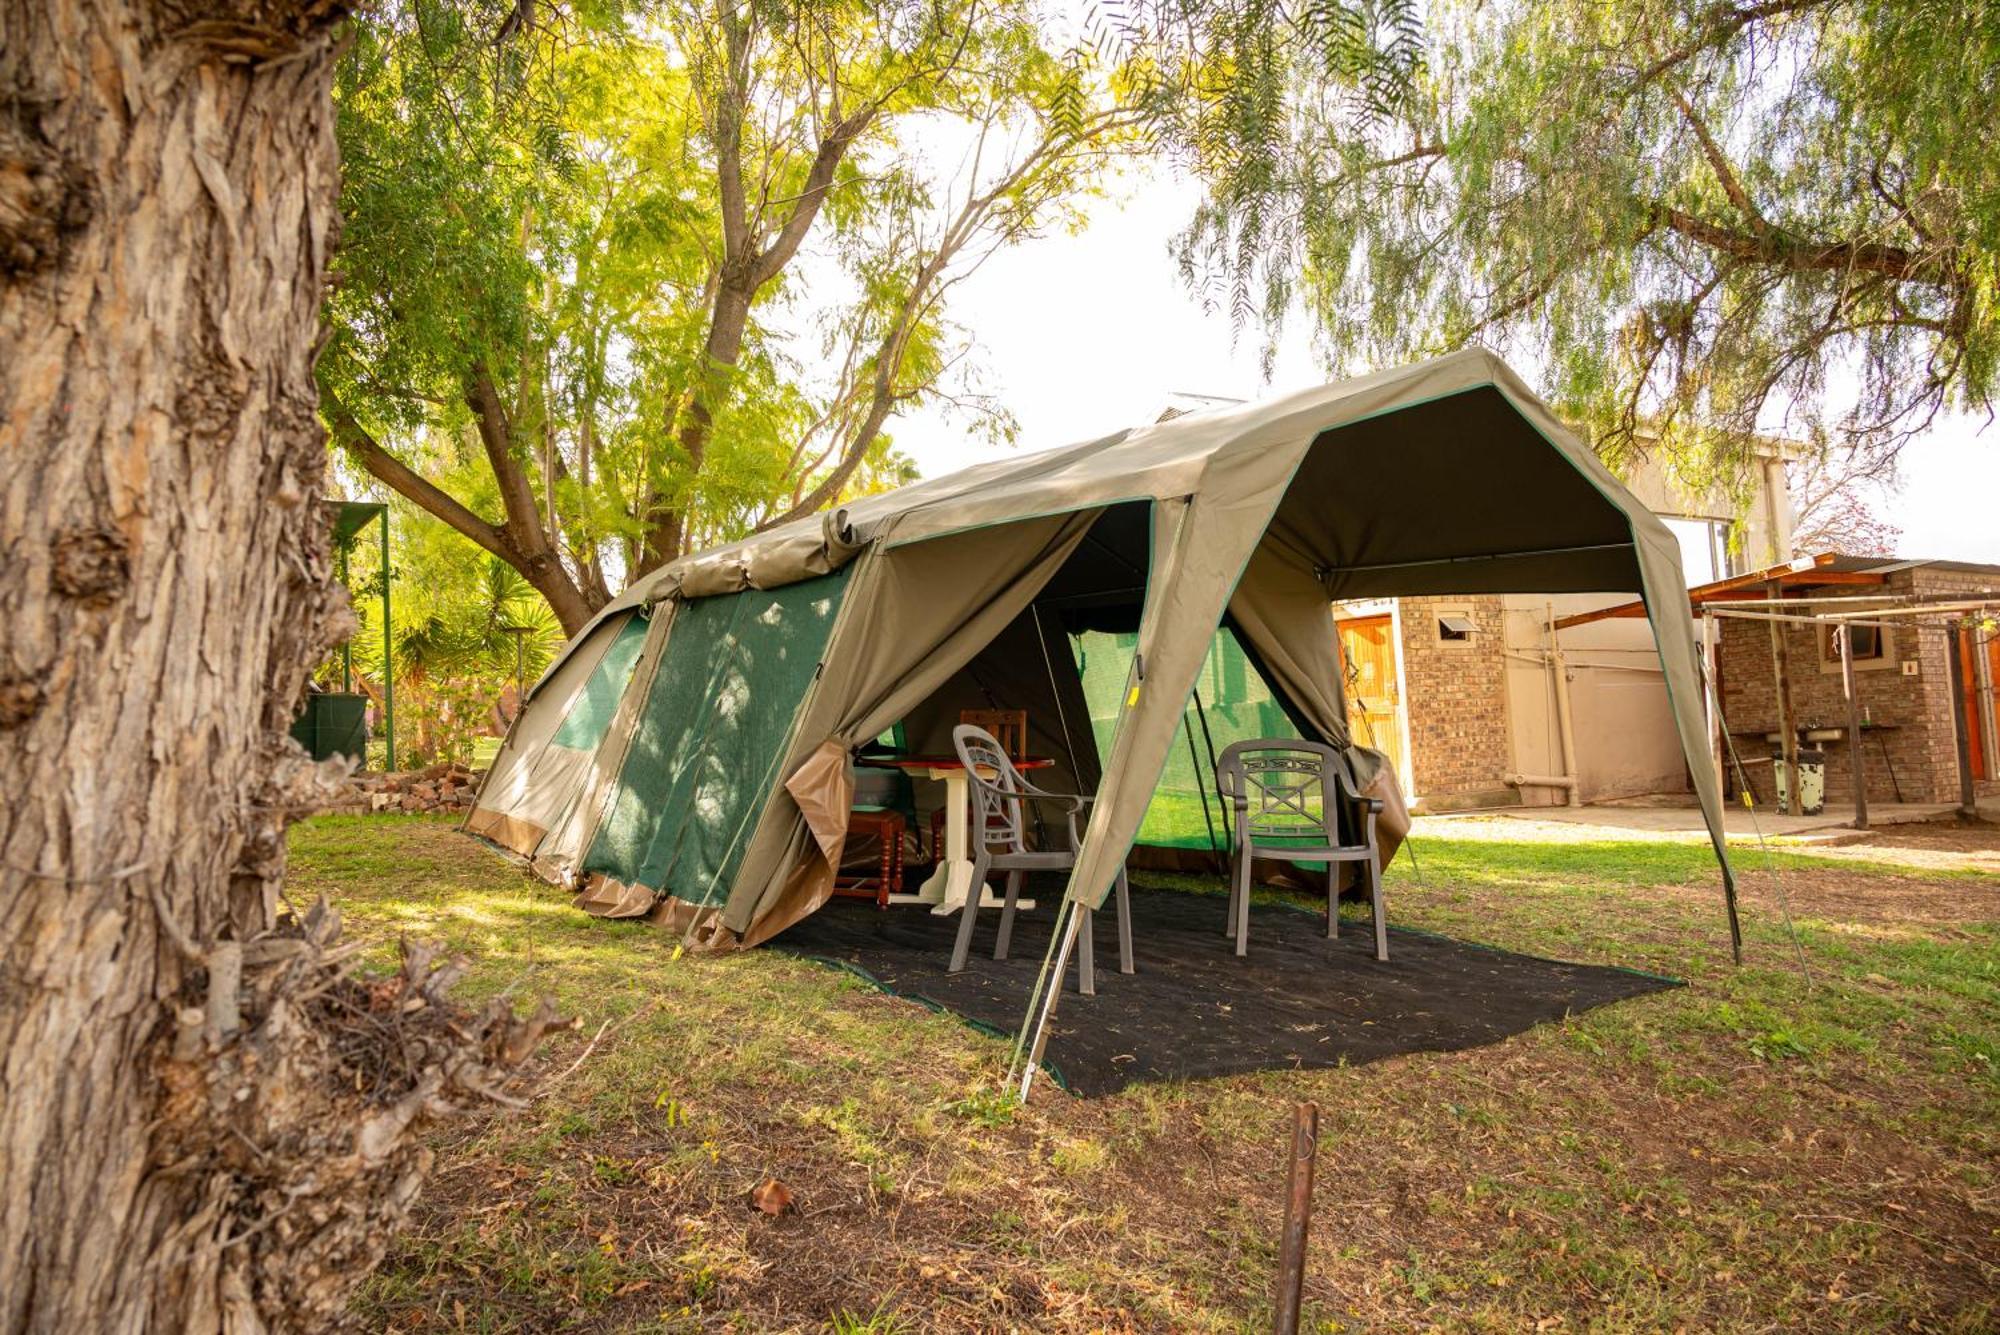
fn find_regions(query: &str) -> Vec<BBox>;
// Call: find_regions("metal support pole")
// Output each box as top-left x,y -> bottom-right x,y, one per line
1948,628 -> 1977,818
1016,896 -> 1084,1104
339,542 -> 352,694
1545,603 -> 1581,807
1272,1102 -> 1320,1335
1702,609 -> 1723,801
380,506 -> 395,772
1766,581 -> 1796,812
1840,623 -> 1868,830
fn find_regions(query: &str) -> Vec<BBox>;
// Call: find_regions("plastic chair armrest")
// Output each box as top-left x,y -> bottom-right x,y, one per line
1330,763 -> 1385,814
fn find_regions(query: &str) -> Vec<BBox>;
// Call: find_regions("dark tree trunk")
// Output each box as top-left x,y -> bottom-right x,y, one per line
0,3 -> 556,1329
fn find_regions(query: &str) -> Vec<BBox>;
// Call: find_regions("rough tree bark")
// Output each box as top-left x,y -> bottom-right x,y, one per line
0,1 -> 557,1330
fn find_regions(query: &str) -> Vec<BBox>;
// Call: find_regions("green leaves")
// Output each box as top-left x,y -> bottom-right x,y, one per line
1174,0 -> 1998,487
327,0 -> 1144,617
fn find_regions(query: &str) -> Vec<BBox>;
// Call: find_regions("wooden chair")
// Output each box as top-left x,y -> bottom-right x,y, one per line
961,708 -> 1028,758
833,809 -> 906,909
1216,739 -> 1387,960
947,725 -> 1133,995
929,708 -> 1029,858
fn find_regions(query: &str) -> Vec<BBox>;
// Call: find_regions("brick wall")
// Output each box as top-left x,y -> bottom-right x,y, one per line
1399,595 -> 1515,808
1714,567 -> 1998,806
1911,568 -> 2000,801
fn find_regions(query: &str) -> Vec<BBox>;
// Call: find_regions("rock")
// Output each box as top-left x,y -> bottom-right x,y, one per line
344,760 -> 496,816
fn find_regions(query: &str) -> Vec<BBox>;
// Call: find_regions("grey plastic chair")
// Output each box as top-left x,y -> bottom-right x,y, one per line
948,725 -> 1133,994
1216,739 -> 1387,960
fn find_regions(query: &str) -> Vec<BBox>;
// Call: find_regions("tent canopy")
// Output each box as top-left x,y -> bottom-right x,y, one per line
468,349 -> 1736,952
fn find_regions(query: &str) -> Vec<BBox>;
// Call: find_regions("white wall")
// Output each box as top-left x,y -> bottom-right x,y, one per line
1502,596 -> 1696,805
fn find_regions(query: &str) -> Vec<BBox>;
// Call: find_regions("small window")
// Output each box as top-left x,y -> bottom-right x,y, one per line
1437,614 -> 1476,644
1663,515 -> 1737,586
1823,623 -> 1885,662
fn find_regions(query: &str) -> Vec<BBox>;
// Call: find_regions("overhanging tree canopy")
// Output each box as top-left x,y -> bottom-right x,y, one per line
1170,0 -> 1996,490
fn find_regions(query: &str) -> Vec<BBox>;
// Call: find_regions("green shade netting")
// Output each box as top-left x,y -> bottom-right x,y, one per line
584,572 -> 848,906
1072,625 -> 1299,851
551,614 -> 650,751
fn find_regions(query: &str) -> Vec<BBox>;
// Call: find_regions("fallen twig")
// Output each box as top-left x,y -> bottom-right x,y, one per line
535,999 -> 659,1095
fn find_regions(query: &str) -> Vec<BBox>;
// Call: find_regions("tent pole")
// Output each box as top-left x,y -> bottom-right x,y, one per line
1191,687 -> 1226,857
1032,607 -> 1085,786
1695,608 -> 1746,965
1721,864 -> 1744,965
1182,711 -> 1221,864
1710,707 -> 1757,967
1702,609 -> 1723,803
1017,895 -> 1084,1104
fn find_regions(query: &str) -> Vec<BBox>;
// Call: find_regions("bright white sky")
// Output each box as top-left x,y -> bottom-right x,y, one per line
894,169 -> 2000,564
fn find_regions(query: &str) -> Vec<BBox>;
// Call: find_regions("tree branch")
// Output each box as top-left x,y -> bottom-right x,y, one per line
1629,0 -> 1838,89
325,401 -> 515,564
1652,206 -> 1942,283
1671,92 -> 1767,235
746,108 -> 874,288
464,366 -> 547,553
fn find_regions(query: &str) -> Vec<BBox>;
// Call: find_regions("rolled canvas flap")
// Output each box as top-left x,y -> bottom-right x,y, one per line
784,739 -> 854,866
737,854 -> 837,949
1347,745 -> 1410,870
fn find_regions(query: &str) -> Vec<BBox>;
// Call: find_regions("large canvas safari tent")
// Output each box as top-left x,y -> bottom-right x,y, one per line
467,349 -> 1741,960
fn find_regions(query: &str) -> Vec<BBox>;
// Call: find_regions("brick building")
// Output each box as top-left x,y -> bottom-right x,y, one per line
1713,558 -> 2000,807
1332,446 -> 1799,814
1335,589 -> 1712,813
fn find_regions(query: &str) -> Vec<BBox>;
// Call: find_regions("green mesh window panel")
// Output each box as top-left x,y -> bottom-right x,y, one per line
1072,625 -> 1299,850
585,572 -> 848,905
551,614 -> 651,751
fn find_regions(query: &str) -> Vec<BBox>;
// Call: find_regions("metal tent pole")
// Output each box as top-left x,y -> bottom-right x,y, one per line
380,505 -> 395,772
1182,711 -> 1221,865
1190,687 -> 1226,853
1691,617 -> 1746,963
1016,895 -> 1080,1103
1702,609 -> 1723,802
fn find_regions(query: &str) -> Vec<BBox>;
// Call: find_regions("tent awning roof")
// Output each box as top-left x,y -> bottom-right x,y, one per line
591,347 -> 1675,625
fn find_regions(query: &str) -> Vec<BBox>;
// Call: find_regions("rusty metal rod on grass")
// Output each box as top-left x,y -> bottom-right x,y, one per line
1273,1102 -> 1320,1334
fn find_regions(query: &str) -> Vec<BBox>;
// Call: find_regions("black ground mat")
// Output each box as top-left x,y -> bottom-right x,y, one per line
773,880 -> 1680,1096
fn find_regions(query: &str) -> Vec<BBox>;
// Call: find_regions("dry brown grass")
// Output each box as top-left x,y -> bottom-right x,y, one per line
290,815 -> 1999,1333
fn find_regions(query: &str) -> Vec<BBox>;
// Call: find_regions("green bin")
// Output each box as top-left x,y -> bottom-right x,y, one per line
290,692 -> 370,765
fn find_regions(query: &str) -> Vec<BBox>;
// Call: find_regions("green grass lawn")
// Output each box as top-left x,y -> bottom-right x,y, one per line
290,815 -> 1999,1333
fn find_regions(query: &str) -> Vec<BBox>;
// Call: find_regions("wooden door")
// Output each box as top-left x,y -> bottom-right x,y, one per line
1989,631 -> 2000,781
1962,628 -> 1989,782
1338,615 -> 1404,777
